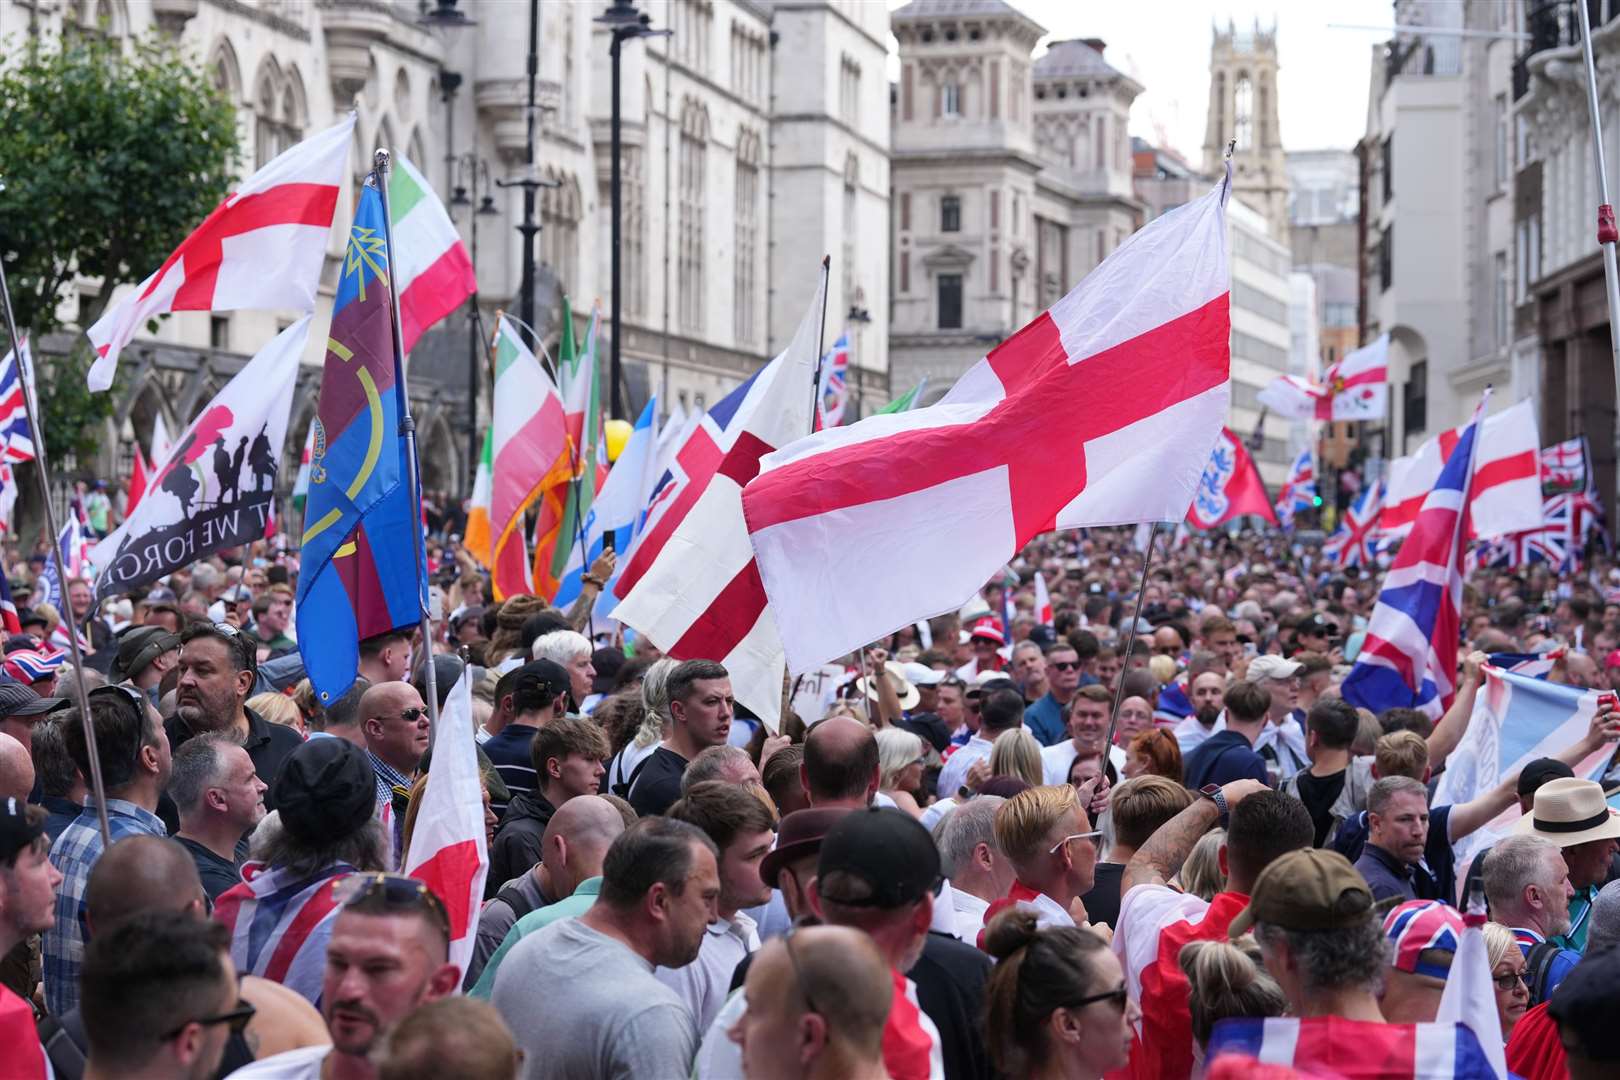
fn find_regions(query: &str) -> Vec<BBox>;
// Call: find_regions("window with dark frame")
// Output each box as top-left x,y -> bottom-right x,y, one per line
937,273 -> 963,329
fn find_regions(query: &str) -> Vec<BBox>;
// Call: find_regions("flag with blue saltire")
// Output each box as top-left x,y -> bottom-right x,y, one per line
1341,395 -> 1486,718
1486,649 -> 1563,680
1274,446 -> 1316,529
555,395 -> 659,611
0,336 -> 37,463
1433,663 -> 1616,880
1324,477 -> 1384,568
816,332 -> 850,429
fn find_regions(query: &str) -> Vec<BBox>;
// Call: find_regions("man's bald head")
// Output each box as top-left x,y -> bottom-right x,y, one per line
543,794 -> 626,893
85,835 -> 205,936
803,716 -> 880,806
359,681 -> 422,722
0,731 -> 33,801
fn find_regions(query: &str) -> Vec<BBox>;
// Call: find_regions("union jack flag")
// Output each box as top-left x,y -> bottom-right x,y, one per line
815,331 -> 850,429
1342,395 -> 1486,718
1324,478 -> 1383,568
0,337 -> 37,463
1275,446 -> 1316,529
213,862 -> 355,1006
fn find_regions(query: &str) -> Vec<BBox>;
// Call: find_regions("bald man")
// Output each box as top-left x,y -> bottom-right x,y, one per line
0,731 -> 34,802
360,681 -> 432,833
40,835 -> 327,1076
468,795 -> 627,994
801,716 -> 884,810
729,926 -> 892,1080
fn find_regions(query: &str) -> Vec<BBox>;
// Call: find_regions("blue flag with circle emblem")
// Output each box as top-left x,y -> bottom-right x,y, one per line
295,175 -> 425,703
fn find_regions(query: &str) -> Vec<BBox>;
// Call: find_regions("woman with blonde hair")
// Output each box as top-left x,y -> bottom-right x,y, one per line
1178,828 -> 1227,901
989,728 -> 1044,788
1481,921 -> 1529,1041
248,692 -> 306,737
603,656 -> 677,797
875,727 -> 926,816
1148,654 -> 1177,690
1179,937 -> 1287,1060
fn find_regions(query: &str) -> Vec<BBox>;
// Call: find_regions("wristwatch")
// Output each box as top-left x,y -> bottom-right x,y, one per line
1199,784 -> 1230,829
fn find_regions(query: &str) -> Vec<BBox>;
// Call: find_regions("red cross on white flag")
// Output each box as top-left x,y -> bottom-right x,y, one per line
743,175 -> 1233,674
85,114 -> 356,391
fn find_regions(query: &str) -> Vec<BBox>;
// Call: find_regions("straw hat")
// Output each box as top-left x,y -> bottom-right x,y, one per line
855,661 -> 920,711
1513,777 -> 1620,847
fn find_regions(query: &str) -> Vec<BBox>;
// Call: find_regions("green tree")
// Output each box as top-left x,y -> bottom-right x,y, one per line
0,30 -> 237,463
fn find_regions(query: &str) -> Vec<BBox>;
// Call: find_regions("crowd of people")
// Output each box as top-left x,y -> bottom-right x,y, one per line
5,522 -> 1620,1078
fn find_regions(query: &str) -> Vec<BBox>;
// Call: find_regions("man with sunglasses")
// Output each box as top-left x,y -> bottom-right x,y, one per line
1023,645 -> 1083,748
166,623 -> 300,816
79,910 -> 246,1080
358,681 -> 432,856
228,873 -> 462,1080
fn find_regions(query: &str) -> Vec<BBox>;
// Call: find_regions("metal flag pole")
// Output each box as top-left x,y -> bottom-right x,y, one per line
807,255 -> 832,431
372,150 -> 440,730
1576,0 -> 1620,408
0,181 -> 110,843
1102,521 -> 1162,757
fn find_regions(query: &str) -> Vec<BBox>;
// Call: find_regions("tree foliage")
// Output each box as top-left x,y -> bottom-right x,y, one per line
0,30 -> 238,462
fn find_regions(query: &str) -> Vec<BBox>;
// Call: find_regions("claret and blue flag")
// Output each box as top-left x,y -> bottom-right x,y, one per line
296,177 -> 426,704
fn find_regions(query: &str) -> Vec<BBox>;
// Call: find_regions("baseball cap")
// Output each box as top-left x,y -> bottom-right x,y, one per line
0,797 -> 44,863
901,661 -> 944,687
1516,757 -> 1575,799
112,625 -> 180,682
3,648 -> 64,684
272,738 -> 377,846
969,617 -> 1006,645
510,658 -> 571,703
1228,848 -> 1374,937
816,806 -> 942,909
0,682 -> 69,719
759,808 -> 850,887
1382,899 -> 1464,980
16,609 -> 44,631
1245,655 -> 1304,682
1297,614 -> 1335,638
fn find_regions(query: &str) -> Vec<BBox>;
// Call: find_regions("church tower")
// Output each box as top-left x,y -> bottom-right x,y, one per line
1203,19 -> 1289,240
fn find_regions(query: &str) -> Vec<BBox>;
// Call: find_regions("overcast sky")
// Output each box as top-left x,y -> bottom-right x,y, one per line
887,1 -> 1398,161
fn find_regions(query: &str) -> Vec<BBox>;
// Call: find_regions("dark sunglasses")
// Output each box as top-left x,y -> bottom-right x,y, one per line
396,706 -> 429,724
1049,660 -> 1080,671
1070,984 -> 1130,1012
163,998 -> 256,1041
332,872 -> 451,941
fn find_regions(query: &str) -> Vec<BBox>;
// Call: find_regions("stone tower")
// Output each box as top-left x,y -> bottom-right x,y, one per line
1203,19 -> 1289,240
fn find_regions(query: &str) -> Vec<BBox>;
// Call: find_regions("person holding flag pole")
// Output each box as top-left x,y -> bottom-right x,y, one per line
0,180 -> 110,844
373,148 -> 441,727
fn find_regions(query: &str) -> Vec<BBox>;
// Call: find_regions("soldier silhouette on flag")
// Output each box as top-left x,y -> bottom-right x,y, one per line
248,427 -> 276,493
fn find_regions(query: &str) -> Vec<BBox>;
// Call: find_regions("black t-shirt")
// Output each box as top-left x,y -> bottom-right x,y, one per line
627,747 -> 690,817
1079,861 -> 1125,929
176,836 -> 243,902
1294,769 -> 1348,848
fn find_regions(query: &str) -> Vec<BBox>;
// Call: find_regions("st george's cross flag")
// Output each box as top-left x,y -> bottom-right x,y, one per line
1342,395 -> 1487,718
743,176 -> 1233,674
614,264 -> 829,728
90,318 -> 306,599
403,666 -> 488,982
1185,427 -> 1278,530
86,115 -> 355,391
1257,334 -> 1389,422
1380,399 -> 1541,543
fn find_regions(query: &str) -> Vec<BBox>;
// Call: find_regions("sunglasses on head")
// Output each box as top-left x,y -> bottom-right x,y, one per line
332,872 -> 452,941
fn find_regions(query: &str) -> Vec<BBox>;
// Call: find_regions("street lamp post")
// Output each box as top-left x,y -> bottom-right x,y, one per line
847,301 -> 872,420
450,156 -> 499,502
596,0 -> 669,420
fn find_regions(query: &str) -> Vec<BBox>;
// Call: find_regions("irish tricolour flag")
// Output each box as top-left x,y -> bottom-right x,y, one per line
391,155 -> 476,355
488,316 -> 571,600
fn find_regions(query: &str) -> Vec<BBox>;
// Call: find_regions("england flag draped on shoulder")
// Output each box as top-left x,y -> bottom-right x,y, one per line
744,172 -> 1233,674
613,262 -> 830,729
1341,394 -> 1488,719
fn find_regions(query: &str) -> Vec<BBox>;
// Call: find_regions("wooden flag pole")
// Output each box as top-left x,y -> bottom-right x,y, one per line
1103,521 -> 1162,758
373,150 -> 440,731
0,180 -> 110,843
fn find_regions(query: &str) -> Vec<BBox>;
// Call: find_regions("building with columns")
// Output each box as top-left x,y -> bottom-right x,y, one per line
888,0 -> 1144,400
4,0 -> 889,508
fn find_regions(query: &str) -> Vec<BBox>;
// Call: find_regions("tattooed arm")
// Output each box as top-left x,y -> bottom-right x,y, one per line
1123,778 -> 1267,894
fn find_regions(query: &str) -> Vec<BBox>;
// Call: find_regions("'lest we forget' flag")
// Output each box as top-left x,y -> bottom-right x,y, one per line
296,176 -> 425,704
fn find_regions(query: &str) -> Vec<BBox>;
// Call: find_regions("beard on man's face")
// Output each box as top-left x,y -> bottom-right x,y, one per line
1195,704 -> 1222,727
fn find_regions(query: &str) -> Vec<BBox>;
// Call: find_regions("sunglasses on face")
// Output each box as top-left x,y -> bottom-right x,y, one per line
1048,830 -> 1103,854
1492,970 -> 1528,993
162,998 -> 256,1041
1068,984 -> 1130,1012
1050,660 -> 1080,671
396,706 -> 429,724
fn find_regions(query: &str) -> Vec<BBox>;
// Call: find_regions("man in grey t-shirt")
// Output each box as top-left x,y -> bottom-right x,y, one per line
491,816 -> 721,1080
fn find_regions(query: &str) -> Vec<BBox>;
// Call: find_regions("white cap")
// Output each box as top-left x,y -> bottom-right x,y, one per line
902,661 -> 944,686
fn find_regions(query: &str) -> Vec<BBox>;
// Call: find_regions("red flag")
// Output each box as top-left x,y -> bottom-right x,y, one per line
1185,427 -> 1278,529
126,446 -> 150,517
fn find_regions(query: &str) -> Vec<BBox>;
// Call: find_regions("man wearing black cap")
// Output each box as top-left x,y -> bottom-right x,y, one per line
480,659 -> 572,819
167,623 -> 300,815
809,807 -> 950,1080
0,799 -> 60,1078
213,738 -> 390,1006
111,624 -> 180,711
0,680 -> 69,748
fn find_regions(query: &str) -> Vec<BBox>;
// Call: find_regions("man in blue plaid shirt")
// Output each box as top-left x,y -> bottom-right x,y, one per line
43,685 -> 170,1015
358,681 -> 432,864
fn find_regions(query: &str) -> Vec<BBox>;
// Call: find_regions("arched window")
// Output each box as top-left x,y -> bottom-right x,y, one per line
733,129 -> 761,346
540,170 -> 581,293
253,62 -> 305,168
1234,76 -> 1253,151
677,99 -> 709,333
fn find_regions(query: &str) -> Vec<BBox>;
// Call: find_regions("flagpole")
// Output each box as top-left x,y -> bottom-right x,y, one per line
1575,0 -> 1620,415
1103,520 -> 1161,757
0,183 -> 110,843
808,255 -> 832,431
372,150 -> 440,732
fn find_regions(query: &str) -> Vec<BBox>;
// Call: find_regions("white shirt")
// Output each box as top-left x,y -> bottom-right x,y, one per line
919,796 -> 960,834
653,911 -> 759,1032
225,1045 -> 330,1079
951,887 -> 990,941
1040,741 -> 1127,786
605,739 -> 659,794
936,735 -> 994,797
1254,714 -> 1310,781
1172,711 -> 1225,755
